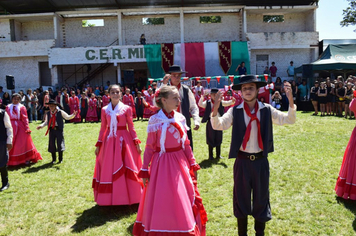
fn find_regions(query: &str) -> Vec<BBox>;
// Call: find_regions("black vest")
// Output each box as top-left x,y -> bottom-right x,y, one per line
201,100 -> 224,123
0,109 -> 7,142
46,110 -> 64,130
181,84 -> 191,127
229,103 -> 274,159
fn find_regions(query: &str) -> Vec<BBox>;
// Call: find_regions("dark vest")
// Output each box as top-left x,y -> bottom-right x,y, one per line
0,109 -> 7,142
201,100 -> 224,123
181,84 -> 191,127
229,103 -> 274,159
46,110 -> 64,130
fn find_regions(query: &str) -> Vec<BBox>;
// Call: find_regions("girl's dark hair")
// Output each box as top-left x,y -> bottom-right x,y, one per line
108,84 -> 121,94
155,86 -> 177,109
11,93 -> 21,100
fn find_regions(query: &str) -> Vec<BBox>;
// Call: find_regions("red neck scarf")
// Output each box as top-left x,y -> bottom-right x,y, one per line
45,110 -> 57,136
162,109 -> 184,138
242,102 -> 263,150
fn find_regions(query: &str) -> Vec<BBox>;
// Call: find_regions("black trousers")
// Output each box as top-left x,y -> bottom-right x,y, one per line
48,128 -> 65,153
187,129 -> 193,151
233,156 -> 272,223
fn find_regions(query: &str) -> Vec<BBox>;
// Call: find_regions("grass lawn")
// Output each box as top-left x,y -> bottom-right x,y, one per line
0,111 -> 355,235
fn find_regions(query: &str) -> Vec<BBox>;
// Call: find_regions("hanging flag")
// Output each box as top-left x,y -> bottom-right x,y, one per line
161,43 -> 174,73
144,44 -> 164,78
185,42 -> 206,77
206,77 -> 211,84
218,41 -> 232,75
227,41 -> 250,75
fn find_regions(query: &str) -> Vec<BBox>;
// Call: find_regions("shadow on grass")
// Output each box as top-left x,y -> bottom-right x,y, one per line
22,162 -> 60,174
7,162 -> 36,171
71,204 -> 139,233
199,158 -> 228,169
336,196 -> 356,232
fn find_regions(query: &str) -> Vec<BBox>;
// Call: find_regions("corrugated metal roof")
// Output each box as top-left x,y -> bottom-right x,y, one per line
0,0 -> 318,14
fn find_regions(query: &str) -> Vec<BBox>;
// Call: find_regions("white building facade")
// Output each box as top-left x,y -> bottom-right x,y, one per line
0,3 -> 319,91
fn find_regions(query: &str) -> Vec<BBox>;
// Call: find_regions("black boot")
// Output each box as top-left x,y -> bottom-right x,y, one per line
216,145 -> 222,159
238,218 -> 248,236
51,152 -> 56,164
255,220 -> 266,236
58,151 -> 63,164
0,166 -> 9,192
208,145 -> 214,160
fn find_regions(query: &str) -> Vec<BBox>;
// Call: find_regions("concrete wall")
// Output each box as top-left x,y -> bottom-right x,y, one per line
21,20 -> 54,40
184,13 -> 241,42
0,19 -> 11,42
0,56 -> 48,92
247,12 -> 312,33
64,17 -> 119,47
123,15 -> 181,45
0,40 -> 55,58
14,20 -> 21,41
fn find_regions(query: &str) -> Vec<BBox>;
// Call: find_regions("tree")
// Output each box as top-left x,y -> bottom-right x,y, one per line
82,20 -> 96,27
341,0 -> 356,27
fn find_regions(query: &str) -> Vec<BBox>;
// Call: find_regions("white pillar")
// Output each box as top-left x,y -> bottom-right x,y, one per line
180,9 -> 184,44
117,64 -> 122,85
118,11 -> 123,45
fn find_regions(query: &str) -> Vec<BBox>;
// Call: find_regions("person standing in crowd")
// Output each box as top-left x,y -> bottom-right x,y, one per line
133,86 -> 207,236
0,107 -> 13,191
336,81 -> 346,117
263,66 -> 269,76
199,88 -> 234,160
345,82 -> 354,119
269,62 -> 278,82
80,92 -> 89,123
0,86 -> 4,99
60,88 -> 71,117
298,79 -> 309,111
151,82 -> 157,93
86,94 -> 98,122
26,89 -> 33,123
1,92 -> 10,109
271,91 -> 282,110
102,90 -> 110,107
274,77 -> 282,94
161,65 -> 200,150
193,81 -> 204,96
317,82 -> 327,117
235,61 -> 247,75
140,34 -> 146,45
122,88 -> 137,119
31,91 -> 38,122
143,88 -> 155,120
69,91 -> 81,123
210,75 -> 296,236
196,90 -> 205,117
326,79 -> 334,116
224,90 -> 236,113
6,93 -> 42,166
134,91 -> 145,121
286,61 -> 295,77
310,81 -> 319,116
335,94 -> 356,199
93,84 -> 143,206
96,95 -> 102,122
291,80 -> 298,106
37,99 -> 76,164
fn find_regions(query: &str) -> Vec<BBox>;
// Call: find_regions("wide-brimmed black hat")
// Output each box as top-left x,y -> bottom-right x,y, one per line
232,75 -> 267,91
210,88 -> 219,93
168,65 -> 187,74
45,99 -> 60,106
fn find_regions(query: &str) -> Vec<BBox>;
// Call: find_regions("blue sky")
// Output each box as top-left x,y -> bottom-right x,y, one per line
317,0 -> 356,40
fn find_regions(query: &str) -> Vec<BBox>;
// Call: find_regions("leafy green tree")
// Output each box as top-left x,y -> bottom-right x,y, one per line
142,18 -> 164,25
341,0 -> 356,27
82,20 -> 96,27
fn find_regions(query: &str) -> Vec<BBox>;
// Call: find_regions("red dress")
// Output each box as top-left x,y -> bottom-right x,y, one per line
335,98 -> 356,199
195,94 -> 205,117
86,98 -> 98,122
6,104 -> 42,166
69,96 -> 81,123
133,110 -> 207,236
102,95 -> 110,107
122,94 -> 137,118
143,94 -> 155,119
93,102 -> 143,205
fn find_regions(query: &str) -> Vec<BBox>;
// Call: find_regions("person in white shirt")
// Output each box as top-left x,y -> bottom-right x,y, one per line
0,108 -> 13,191
211,75 -> 296,236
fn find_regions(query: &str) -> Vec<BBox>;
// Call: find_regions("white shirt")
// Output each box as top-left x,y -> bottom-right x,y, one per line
198,96 -> 234,109
3,111 -> 13,144
211,101 -> 297,153
38,108 -> 75,128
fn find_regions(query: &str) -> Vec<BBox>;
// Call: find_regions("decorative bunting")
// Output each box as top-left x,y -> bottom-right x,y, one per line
216,76 -> 221,84
206,77 -> 211,84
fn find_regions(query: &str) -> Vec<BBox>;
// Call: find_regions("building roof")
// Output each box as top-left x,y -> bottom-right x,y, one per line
0,0 -> 318,14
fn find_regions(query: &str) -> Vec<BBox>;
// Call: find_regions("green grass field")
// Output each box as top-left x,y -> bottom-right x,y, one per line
0,111 -> 355,236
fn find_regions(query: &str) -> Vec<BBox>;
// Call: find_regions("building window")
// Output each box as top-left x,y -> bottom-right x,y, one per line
200,16 -> 221,23
263,15 -> 284,23
142,18 -> 165,25
82,19 -> 104,27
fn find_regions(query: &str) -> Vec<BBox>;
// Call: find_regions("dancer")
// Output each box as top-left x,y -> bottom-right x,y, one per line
37,99 -> 76,164
6,93 -> 42,166
122,88 -> 137,119
86,94 -> 98,122
0,108 -> 13,191
93,84 -> 143,206
211,75 -> 296,236
133,86 -> 207,236
69,91 -> 81,123
335,94 -> 356,199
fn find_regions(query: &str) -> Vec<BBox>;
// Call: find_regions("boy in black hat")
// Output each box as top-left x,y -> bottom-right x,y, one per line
211,75 -> 296,236
37,99 -> 76,164
198,88 -> 235,159
0,108 -> 13,191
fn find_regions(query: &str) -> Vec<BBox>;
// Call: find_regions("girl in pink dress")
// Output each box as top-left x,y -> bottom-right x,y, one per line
86,94 -> 98,122
335,94 -> 356,199
6,93 -> 42,166
122,89 -> 137,119
133,86 -> 207,236
93,84 -> 143,206
69,91 -> 81,123
143,88 -> 156,119
102,90 -> 111,107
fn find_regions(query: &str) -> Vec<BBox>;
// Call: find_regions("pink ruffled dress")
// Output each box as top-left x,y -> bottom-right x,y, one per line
6,104 -> 42,166
143,94 -> 155,119
133,110 -> 207,236
92,102 -> 143,205
86,98 -> 98,122
335,98 -> 356,199
69,96 -> 81,123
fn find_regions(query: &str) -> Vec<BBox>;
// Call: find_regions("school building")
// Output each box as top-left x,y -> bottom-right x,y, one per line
0,0 -> 319,91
